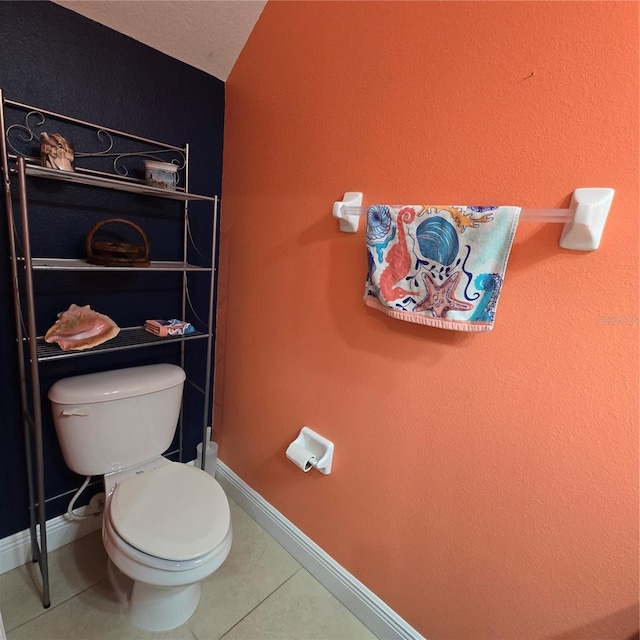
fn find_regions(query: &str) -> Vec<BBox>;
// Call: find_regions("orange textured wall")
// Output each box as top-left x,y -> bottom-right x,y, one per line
218,2 -> 639,638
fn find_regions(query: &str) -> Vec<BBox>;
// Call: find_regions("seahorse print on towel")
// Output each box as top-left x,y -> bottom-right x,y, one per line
378,206 -> 423,302
469,273 -> 503,322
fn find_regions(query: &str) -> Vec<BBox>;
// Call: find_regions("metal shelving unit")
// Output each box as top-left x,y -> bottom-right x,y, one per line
0,89 -> 219,608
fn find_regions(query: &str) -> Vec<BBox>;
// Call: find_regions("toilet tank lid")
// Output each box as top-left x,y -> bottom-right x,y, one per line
47,364 -> 186,405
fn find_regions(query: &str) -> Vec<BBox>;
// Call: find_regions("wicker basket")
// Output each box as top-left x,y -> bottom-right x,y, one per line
86,218 -> 150,267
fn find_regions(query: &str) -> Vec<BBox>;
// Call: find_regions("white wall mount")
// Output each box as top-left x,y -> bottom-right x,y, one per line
286,426 -> 334,475
332,191 -> 363,233
559,187 -> 615,251
332,188 -> 615,251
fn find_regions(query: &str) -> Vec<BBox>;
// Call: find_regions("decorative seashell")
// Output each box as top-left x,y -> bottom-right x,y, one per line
416,217 -> 460,266
44,304 -> 119,351
366,205 -> 392,240
40,132 -> 74,172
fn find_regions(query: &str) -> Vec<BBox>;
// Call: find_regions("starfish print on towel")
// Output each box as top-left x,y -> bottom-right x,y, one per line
415,271 -> 473,318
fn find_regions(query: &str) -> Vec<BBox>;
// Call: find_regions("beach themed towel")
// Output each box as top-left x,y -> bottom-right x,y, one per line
364,204 -> 520,332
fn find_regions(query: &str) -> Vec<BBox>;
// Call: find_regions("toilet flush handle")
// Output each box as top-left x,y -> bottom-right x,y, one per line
61,406 -> 90,416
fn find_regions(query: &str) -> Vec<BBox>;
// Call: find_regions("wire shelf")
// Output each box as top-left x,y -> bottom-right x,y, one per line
30,258 -> 212,272
36,326 -> 209,361
24,164 -> 217,202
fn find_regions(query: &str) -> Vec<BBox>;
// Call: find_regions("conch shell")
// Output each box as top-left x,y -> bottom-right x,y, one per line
45,304 -> 120,351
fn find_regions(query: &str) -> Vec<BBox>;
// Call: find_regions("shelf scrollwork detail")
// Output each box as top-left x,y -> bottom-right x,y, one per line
5,108 -> 185,179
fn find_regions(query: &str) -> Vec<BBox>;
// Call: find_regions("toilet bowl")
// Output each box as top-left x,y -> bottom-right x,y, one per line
102,457 -> 232,631
48,363 -> 233,631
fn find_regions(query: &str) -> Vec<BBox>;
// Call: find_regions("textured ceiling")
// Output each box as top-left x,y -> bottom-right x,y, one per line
54,1 -> 267,81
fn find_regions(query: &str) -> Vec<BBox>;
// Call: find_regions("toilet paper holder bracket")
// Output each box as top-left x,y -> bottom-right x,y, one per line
286,426 -> 334,475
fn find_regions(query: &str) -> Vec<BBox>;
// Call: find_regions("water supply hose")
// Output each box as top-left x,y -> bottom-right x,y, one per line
66,476 -> 104,521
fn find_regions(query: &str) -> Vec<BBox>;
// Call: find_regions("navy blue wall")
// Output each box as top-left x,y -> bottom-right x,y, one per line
0,1 -> 225,538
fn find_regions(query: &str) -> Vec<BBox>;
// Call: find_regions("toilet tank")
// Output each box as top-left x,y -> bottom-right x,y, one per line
48,363 -> 186,476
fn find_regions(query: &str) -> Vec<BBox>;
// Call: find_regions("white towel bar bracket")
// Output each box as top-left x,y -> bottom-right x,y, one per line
332,188 -> 615,251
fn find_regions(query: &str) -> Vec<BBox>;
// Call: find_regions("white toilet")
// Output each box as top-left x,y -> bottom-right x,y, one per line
48,363 -> 232,632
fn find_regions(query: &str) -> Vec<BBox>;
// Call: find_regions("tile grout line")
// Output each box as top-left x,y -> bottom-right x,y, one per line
4,575 -> 110,635
204,568 -> 304,640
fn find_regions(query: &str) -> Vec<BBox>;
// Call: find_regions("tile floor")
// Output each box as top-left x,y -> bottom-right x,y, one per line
0,498 -> 378,640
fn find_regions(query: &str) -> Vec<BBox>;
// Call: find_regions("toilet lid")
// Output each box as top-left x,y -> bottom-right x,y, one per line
110,463 -> 230,561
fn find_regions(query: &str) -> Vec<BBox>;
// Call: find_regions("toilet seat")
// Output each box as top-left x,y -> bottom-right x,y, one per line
110,462 -> 230,561
104,506 -> 232,576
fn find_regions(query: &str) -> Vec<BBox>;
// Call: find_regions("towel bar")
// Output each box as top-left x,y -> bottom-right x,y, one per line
332,188 -> 615,251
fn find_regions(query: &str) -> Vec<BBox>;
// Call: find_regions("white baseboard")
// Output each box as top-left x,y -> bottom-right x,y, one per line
215,460 -> 424,640
0,506 -> 102,575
